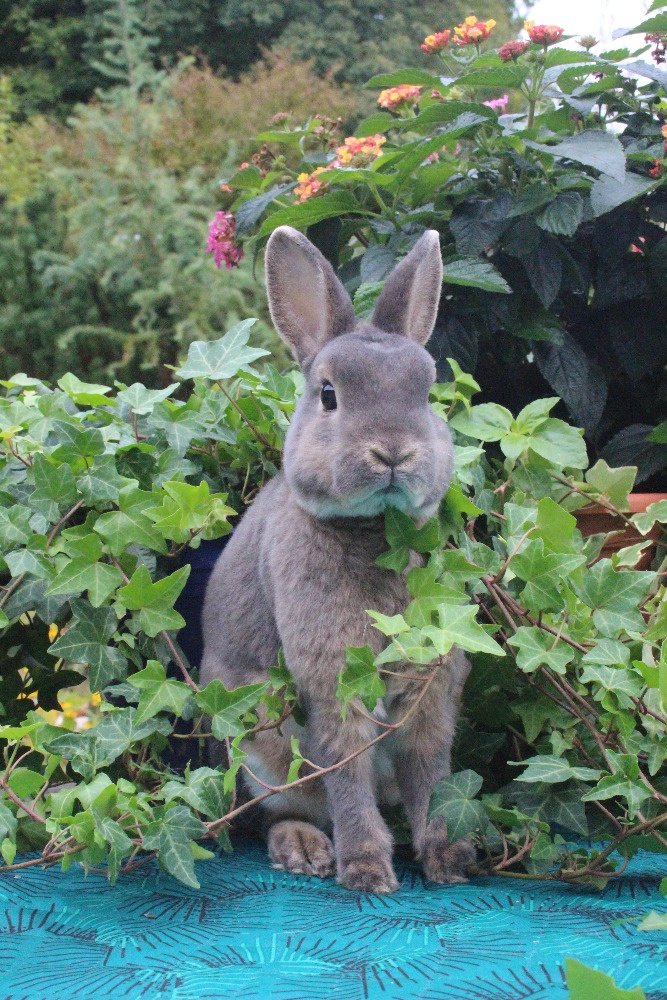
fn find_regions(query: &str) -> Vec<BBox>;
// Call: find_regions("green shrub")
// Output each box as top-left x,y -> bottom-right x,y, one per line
0,323 -> 665,890
219,7 -> 667,484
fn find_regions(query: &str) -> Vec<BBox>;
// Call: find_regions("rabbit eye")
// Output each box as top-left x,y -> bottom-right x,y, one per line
320,382 -> 337,411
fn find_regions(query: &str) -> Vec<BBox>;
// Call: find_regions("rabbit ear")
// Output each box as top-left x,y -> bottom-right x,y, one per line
265,226 -> 356,364
371,230 -> 443,345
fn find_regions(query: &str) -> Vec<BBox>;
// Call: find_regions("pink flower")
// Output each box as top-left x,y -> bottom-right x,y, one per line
378,85 -> 423,110
206,211 -> 243,270
483,94 -> 510,113
498,40 -> 529,62
524,20 -> 564,45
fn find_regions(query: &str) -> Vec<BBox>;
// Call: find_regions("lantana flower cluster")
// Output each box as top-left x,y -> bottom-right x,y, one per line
378,84 -> 423,111
294,133 -> 387,202
524,20 -> 564,45
421,30 -> 451,54
453,16 -> 496,46
206,211 -> 244,270
498,39 -> 530,62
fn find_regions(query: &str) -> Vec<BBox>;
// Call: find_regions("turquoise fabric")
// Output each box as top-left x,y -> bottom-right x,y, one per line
0,841 -> 665,999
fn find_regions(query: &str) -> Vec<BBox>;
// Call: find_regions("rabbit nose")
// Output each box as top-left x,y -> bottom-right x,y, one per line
370,446 -> 416,469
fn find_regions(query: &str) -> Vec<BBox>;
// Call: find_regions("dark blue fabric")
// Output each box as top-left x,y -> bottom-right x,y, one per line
1,841 -> 665,999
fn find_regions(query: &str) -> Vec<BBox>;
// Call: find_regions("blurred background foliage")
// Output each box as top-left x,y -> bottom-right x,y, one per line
0,0 -> 518,384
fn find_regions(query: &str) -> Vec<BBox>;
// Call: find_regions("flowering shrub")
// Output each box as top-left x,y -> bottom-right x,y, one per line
215,7 -> 667,484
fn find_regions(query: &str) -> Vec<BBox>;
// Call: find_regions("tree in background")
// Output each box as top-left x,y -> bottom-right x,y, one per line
0,0 -> 518,117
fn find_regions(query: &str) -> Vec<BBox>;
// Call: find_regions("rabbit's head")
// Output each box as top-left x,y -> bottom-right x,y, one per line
266,226 -> 454,521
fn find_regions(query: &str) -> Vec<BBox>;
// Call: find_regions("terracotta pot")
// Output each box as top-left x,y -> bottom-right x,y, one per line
574,493 -> 666,569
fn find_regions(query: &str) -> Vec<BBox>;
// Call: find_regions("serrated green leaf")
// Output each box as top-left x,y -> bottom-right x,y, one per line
442,257 -> 511,294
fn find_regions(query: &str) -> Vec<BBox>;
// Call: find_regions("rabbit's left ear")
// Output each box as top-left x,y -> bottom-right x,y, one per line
371,230 -> 443,345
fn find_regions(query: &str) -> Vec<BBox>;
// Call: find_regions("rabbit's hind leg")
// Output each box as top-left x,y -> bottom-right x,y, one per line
268,820 -> 335,878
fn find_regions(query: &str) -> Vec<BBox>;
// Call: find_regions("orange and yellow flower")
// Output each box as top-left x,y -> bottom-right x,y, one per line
294,167 -> 327,202
453,15 -> 496,46
421,30 -> 451,54
334,134 -> 386,166
524,20 -> 564,45
377,84 -> 423,111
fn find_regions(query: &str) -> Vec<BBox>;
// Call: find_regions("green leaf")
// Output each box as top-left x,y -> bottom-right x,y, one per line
31,454 -> 78,508
508,627 -> 575,675
442,257 -> 511,293
512,755 -> 602,784
526,419 -> 588,470
631,499 -> 667,535
162,766 -> 228,820
0,505 -> 33,547
195,679 -> 269,740
450,402 -> 513,441
576,561 -> 655,637
512,540 -> 586,612
638,910 -> 667,931
427,769 -> 488,840
535,192 -> 584,237
337,645 -> 386,718
117,564 -> 190,637
93,488 -> 167,556
533,130 -> 626,183
76,455 -> 137,504
175,320 -> 268,381
581,774 -> 653,816
48,600 -> 125,691
127,661 -> 192,724
425,604 -> 505,657
590,172 -> 659,217
116,382 -> 178,414
57,373 -> 114,406
258,192 -> 370,237
364,69 -> 443,88
142,806 -> 206,888
584,459 -> 636,509
46,559 -> 123,607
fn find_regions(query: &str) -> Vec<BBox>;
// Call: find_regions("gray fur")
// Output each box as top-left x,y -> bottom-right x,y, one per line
201,227 -> 473,893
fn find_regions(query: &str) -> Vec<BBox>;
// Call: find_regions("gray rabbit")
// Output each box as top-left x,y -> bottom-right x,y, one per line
200,226 -> 474,893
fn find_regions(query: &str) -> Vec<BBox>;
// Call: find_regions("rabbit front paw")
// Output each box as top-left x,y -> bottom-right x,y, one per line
420,818 -> 476,884
337,851 -> 399,894
268,820 -> 335,878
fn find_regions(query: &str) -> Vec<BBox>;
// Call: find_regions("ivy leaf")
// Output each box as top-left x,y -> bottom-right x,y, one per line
575,561 -> 655,637
0,505 -> 33,547
427,769 -> 488,840
76,455 -> 137,505
117,564 -> 190,637
142,806 -> 206,888
57,373 -> 114,407
162,766 -> 228,820
48,600 -> 126,691
425,604 -> 505,657
508,627 -> 575,675
94,488 -> 167,556
585,459 -> 636,509
511,754 -> 602,784
116,382 -> 178,414
512,540 -> 586,612
195,679 -> 269,740
145,480 -> 235,543
31,453 -> 78,508
582,774 -> 653,817
175,320 -> 268,381
337,645 -> 386,719
46,559 -> 123,607
127,661 -> 192,725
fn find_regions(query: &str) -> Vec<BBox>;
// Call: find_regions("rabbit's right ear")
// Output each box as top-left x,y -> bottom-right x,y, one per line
265,226 -> 356,365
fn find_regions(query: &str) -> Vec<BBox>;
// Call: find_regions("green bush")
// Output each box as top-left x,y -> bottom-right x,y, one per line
0,322 -> 665,894
219,7 -> 667,484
